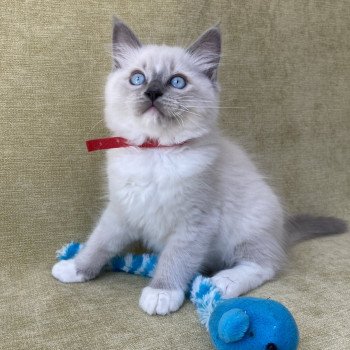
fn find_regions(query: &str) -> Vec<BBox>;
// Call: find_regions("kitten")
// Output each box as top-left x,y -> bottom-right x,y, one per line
52,19 -> 347,315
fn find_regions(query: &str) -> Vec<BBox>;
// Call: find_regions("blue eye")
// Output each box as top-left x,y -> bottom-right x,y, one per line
130,72 -> 145,86
170,75 -> 186,89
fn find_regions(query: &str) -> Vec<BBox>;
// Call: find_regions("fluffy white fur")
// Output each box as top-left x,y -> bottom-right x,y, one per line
52,20 -> 287,315
105,44 -> 219,146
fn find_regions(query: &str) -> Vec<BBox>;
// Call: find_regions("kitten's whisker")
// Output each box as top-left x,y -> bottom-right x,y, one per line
170,110 -> 185,128
89,118 -> 105,132
174,99 -> 246,108
184,106 -> 249,109
176,106 -> 203,119
173,107 -> 208,133
179,99 -> 240,104
185,117 -> 208,133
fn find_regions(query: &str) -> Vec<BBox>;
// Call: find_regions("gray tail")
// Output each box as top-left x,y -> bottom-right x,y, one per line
286,214 -> 348,245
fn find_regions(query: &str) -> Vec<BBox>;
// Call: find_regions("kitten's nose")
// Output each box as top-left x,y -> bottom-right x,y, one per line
145,88 -> 163,102
145,81 -> 163,102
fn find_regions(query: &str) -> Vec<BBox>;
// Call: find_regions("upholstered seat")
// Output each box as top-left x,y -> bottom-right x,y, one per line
1,1 -> 349,349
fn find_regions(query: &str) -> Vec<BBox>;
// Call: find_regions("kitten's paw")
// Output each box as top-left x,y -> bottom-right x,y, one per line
211,273 -> 241,299
52,260 -> 86,283
139,286 -> 185,315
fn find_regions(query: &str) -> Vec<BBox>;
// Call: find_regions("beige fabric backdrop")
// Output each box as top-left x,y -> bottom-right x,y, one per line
1,1 -> 349,349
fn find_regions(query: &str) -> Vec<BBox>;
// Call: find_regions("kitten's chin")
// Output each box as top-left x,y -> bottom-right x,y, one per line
105,108 -> 215,145
143,105 -> 164,118
140,106 -> 175,130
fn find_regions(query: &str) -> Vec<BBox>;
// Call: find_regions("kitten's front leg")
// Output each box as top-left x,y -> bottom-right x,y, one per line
52,204 -> 130,283
139,241 -> 189,315
139,217 -> 215,315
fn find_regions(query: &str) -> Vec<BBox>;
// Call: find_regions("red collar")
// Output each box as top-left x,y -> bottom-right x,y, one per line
86,137 -> 187,152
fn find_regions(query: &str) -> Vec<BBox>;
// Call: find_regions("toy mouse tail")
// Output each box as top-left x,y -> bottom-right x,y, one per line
286,214 -> 348,244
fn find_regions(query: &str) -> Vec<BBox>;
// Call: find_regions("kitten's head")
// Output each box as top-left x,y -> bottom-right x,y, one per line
104,19 -> 221,145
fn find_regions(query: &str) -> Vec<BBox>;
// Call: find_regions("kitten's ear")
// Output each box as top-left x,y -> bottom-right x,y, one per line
187,25 -> 221,81
112,17 -> 141,69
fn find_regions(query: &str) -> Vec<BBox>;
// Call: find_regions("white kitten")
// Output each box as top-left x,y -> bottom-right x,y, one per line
52,19 -> 347,315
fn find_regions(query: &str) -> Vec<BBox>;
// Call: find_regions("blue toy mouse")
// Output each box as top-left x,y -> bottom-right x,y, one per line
208,297 -> 299,350
56,242 -> 299,350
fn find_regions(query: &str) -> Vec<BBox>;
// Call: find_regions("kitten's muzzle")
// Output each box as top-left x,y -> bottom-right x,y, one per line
144,81 -> 164,102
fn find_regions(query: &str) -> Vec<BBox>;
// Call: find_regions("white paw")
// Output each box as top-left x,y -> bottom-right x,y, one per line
52,260 -> 86,283
211,274 -> 241,299
139,286 -> 185,315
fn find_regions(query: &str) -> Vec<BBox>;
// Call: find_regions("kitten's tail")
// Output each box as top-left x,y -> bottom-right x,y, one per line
286,214 -> 348,245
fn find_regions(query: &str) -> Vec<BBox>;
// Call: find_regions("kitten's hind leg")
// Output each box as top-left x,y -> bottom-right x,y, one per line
52,204 -> 131,283
211,262 -> 276,299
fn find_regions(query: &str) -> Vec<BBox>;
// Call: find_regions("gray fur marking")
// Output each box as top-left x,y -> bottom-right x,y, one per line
286,214 -> 348,244
112,17 -> 142,69
187,25 -> 221,81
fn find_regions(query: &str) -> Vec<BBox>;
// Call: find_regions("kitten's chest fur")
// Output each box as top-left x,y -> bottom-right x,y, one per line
106,145 -> 217,251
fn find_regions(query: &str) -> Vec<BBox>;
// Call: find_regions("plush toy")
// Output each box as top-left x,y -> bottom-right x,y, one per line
56,242 -> 299,350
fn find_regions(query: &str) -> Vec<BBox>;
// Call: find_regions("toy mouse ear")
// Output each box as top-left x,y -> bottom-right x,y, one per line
218,308 -> 250,343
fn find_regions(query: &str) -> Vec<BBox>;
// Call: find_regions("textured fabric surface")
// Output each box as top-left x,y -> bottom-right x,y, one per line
0,1 -> 349,349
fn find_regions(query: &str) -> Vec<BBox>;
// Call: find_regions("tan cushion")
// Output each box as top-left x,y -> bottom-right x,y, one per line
1,1 -> 349,349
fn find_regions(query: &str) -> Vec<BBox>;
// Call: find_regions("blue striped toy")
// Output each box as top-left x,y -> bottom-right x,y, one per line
56,242 -> 299,350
